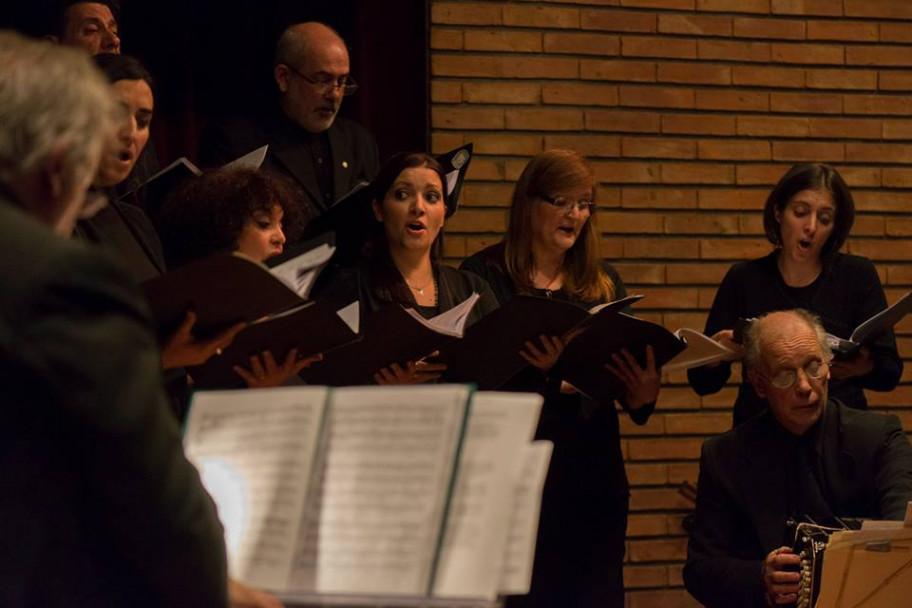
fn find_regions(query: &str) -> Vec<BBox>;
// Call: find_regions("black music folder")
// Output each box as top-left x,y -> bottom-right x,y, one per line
188,299 -> 361,389
304,293 -> 481,386
127,145 -> 267,221
436,294 -> 641,390
143,238 -> 334,339
555,313 -> 686,404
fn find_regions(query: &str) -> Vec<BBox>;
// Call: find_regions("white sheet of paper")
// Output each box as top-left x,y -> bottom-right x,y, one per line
223,145 -> 269,170
433,392 -> 543,599
270,243 -> 336,298
288,385 -> 471,596
664,328 -> 738,373
183,386 -> 329,590
498,442 -> 553,595
404,292 -> 480,338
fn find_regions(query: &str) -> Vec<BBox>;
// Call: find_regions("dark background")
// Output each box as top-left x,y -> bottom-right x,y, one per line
2,0 -> 429,166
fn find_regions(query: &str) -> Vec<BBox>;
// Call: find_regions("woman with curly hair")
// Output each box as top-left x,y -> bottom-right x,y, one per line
158,166 -> 305,268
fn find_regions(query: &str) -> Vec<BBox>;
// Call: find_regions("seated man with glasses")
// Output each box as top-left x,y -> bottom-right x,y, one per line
683,309 -> 912,608
200,21 -> 379,225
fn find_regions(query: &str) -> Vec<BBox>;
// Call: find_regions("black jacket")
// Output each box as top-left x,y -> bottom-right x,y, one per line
684,399 -> 912,608
199,108 -> 380,225
0,199 -> 228,606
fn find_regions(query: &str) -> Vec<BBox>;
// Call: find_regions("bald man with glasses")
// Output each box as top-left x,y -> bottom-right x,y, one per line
200,21 -> 379,226
683,309 -> 912,608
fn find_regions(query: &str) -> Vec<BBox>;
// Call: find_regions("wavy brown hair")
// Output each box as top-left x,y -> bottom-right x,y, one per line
505,149 -> 614,301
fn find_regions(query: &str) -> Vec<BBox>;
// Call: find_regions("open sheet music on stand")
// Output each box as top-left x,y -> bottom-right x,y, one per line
807,504 -> 912,608
183,385 -> 552,605
814,514 -> 912,608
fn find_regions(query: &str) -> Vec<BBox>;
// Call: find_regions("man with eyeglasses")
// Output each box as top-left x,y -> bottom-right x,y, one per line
683,309 -> 912,608
200,21 -> 380,225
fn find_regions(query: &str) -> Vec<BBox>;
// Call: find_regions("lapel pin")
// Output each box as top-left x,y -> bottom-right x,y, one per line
342,161 -> 349,169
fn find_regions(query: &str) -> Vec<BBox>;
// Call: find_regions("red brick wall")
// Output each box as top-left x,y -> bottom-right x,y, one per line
430,1 -> 912,606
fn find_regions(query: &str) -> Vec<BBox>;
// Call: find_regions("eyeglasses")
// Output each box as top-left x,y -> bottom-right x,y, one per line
286,65 -> 359,97
540,195 -> 596,214
759,360 -> 829,390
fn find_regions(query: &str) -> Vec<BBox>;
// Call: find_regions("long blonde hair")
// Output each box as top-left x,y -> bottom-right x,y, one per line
504,149 -> 614,301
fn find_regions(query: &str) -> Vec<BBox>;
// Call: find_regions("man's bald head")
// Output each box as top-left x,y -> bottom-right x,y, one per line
743,310 -> 831,375
744,310 -> 832,435
275,22 -> 345,68
273,22 -> 351,133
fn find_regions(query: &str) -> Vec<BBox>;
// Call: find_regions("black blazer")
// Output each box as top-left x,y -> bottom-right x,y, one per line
0,199 -> 228,607
683,399 -> 912,608
199,109 -> 380,223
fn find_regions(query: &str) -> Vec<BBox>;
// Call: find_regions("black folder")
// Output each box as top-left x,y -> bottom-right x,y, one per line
304,294 -> 479,387
189,299 -> 360,389
143,253 -> 304,339
556,313 -> 686,404
437,294 -> 642,390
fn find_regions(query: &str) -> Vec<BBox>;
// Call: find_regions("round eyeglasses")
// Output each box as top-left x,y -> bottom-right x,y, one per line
540,195 -> 596,214
286,65 -> 359,97
760,360 -> 829,390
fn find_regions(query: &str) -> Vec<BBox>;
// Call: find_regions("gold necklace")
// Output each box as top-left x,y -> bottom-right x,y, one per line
407,275 -> 435,295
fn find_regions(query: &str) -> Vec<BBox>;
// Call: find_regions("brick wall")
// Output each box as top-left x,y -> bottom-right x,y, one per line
430,1 -> 912,606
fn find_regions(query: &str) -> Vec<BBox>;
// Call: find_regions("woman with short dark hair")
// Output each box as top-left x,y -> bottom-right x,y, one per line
688,162 -> 901,426
158,166 -> 304,269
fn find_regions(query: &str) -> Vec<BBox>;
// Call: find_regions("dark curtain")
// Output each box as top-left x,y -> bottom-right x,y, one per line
2,1 -> 428,170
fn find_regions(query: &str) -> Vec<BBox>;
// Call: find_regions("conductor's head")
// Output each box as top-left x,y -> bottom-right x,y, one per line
0,31 -> 118,235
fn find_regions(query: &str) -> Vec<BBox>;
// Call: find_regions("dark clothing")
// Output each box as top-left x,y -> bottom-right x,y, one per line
199,108 -> 380,226
461,243 -> 648,608
0,199 -> 228,606
74,198 -> 166,282
321,259 -> 499,329
683,399 -> 912,608
688,252 -> 902,426
312,256 -> 499,385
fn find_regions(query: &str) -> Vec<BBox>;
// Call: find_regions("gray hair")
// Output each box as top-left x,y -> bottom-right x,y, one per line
0,30 -> 117,188
742,309 -> 833,373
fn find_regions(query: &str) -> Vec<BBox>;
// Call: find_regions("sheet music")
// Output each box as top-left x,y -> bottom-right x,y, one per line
183,387 -> 329,590
270,243 -> 336,298
851,291 -> 912,344
224,145 -> 268,170
498,442 -> 554,595
664,328 -> 738,373
588,293 -> 644,314
815,528 -> 912,608
405,293 -> 480,338
289,385 -> 471,595
336,300 -> 360,334
433,392 -> 543,599
147,156 -> 202,181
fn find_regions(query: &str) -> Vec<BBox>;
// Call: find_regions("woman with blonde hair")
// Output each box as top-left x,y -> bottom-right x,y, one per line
461,149 -> 660,607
